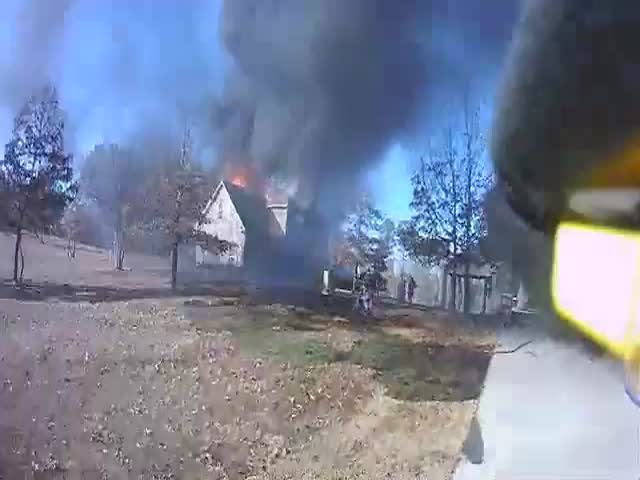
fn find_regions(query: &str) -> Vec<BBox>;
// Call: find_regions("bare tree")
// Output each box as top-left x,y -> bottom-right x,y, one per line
140,127 -> 230,290
0,85 -> 76,283
399,91 -> 492,312
81,143 -> 145,270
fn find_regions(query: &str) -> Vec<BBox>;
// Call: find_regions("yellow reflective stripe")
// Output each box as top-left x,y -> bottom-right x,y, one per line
626,245 -> 640,352
551,223 -> 640,358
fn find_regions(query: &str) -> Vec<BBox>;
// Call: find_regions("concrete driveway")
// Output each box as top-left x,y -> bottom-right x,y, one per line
454,325 -> 640,479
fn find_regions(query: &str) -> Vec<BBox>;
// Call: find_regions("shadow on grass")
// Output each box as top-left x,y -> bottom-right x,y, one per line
1,279 -> 368,325
0,279 -> 248,303
337,334 -> 491,402
193,305 -> 492,403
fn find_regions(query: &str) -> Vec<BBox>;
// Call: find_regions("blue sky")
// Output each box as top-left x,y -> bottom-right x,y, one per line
368,144 -> 415,222
0,0 -> 511,225
0,0 -> 227,147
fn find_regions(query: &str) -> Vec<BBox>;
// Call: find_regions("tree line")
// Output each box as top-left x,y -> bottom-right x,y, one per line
0,84 -> 228,288
1,83 -> 515,307
337,89 -> 502,313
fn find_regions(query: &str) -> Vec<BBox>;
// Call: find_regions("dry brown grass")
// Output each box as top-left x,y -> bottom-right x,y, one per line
0,233 -> 494,479
0,231 -> 170,289
0,299 -> 378,479
266,386 -> 476,480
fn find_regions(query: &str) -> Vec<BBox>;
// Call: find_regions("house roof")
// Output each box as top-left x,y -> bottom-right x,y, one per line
203,180 -> 325,242
218,181 -> 273,238
225,182 -> 270,234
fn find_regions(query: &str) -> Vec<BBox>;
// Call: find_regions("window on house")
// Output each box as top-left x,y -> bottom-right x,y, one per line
217,202 -> 223,220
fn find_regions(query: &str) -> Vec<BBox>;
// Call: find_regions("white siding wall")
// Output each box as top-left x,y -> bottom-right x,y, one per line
197,186 -> 246,266
267,205 -> 288,236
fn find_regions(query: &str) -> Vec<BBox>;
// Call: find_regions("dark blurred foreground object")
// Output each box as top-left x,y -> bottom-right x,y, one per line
492,0 -> 640,232
493,1 -> 640,406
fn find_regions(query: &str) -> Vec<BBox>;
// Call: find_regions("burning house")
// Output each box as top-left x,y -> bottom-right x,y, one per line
195,1 -> 470,287
193,176 -> 330,287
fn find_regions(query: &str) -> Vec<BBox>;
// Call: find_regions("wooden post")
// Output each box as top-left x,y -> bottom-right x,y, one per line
463,261 -> 471,314
171,241 -> 179,291
440,266 -> 448,308
482,277 -> 488,314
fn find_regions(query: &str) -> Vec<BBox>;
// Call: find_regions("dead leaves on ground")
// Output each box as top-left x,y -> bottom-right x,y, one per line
0,299 -> 379,479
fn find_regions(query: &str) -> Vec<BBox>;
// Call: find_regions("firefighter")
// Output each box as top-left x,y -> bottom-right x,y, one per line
407,274 -> 417,305
397,274 -> 407,303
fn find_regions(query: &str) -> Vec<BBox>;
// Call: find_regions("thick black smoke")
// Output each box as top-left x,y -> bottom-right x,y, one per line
218,0 -> 520,218
0,0 -> 73,112
1,0 -> 520,198
218,0 -> 430,215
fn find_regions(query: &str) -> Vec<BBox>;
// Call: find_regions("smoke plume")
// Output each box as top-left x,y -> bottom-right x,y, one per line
0,0 -> 74,112
218,0 -> 430,216
1,0 -> 519,201
218,0 -> 520,218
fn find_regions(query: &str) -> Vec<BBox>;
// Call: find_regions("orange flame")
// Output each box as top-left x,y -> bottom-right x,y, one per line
230,174 -> 248,188
224,161 -> 259,191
